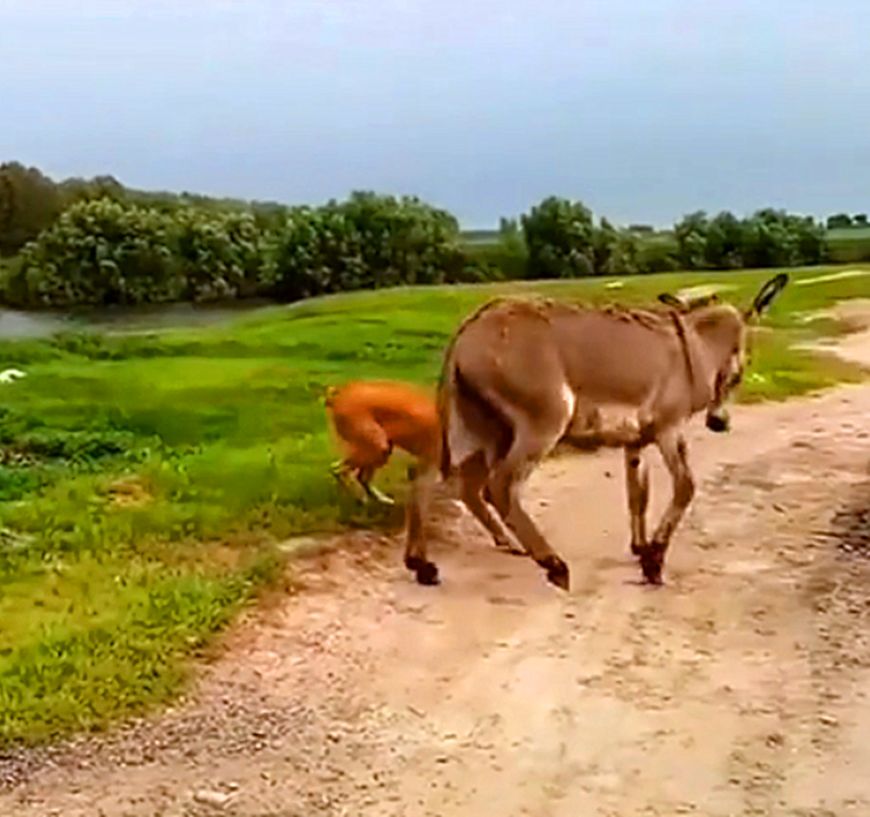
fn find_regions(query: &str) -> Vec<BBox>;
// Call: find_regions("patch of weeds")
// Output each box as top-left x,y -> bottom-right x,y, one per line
0,547 -> 281,746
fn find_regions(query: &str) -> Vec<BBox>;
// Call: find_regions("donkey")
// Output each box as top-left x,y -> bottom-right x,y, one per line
402,274 -> 789,589
326,379 -> 440,506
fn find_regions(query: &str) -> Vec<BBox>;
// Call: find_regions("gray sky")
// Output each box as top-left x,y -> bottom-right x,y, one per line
3,0 -> 869,227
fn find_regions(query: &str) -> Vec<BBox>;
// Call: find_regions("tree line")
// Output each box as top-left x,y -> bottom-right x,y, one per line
0,160 -> 840,308
826,212 -> 869,230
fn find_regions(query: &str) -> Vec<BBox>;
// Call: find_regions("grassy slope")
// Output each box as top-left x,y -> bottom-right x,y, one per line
0,265 -> 867,746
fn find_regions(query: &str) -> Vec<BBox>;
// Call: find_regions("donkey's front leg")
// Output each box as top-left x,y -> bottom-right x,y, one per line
624,445 -> 650,557
640,429 -> 695,584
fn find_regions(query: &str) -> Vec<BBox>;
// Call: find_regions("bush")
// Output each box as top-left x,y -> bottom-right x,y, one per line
5,192 -> 471,307
13,199 -> 181,306
591,218 -> 646,276
268,192 -> 464,300
174,209 -> 266,300
636,236 -> 679,274
740,209 -> 825,268
7,200 -> 273,307
462,242 -> 525,280
673,208 -> 827,270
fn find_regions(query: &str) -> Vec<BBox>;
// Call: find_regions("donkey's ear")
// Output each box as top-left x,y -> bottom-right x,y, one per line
657,293 -> 686,310
746,272 -> 789,319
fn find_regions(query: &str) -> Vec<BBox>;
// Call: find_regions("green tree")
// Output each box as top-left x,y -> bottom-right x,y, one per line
826,213 -> 853,229
590,217 -> 641,275
57,175 -> 126,208
674,211 -> 709,269
0,162 -> 63,255
636,237 -> 679,274
704,211 -> 744,268
740,209 -> 805,268
602,230 -> 641,276
791,214 -> 826,265
521,196 -> 595,278
497,216 -> 525,254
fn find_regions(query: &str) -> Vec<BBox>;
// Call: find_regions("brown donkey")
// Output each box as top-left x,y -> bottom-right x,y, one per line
402,274 -> 789,589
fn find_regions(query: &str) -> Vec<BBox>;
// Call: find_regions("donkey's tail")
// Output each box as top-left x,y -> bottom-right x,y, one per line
437,299 -> 514,479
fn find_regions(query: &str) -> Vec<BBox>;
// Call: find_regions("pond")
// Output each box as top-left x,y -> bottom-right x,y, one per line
0,299 -> 277,340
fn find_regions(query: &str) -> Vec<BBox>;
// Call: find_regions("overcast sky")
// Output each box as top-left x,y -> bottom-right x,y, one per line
3,0 -> 869,227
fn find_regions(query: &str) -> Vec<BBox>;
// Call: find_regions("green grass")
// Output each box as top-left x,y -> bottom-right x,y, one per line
0,265 -> 867,747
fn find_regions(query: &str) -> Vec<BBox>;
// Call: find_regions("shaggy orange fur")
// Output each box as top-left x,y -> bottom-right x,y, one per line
325,380 -> 439,504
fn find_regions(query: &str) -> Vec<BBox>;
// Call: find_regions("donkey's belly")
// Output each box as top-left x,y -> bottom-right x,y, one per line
563,401 -> 649,449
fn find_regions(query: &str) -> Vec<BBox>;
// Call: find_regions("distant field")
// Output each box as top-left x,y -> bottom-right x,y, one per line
0,266 -> 867,746
825,227 -> 870,263
460,229 -> 500,245
460,227 -> 870,266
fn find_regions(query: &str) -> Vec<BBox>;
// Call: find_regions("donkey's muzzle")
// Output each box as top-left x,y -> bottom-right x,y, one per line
706,410 -> 730,433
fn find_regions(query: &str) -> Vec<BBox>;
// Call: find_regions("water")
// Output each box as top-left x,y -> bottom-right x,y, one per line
0,299 -> 276,340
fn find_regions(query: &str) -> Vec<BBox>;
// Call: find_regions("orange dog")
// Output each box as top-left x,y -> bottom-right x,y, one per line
325,380 -> 440,505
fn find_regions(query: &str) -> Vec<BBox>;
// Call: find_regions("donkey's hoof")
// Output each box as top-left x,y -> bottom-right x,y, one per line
538,555 -> 570,591
415,561 -> 440,586
639,545 -> 664,585
630,542 -> 643,557
404,555 -> 423,572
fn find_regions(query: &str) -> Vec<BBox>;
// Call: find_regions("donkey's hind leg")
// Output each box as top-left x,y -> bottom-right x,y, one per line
456,451 -> 523,555
487,420 -> 570,590
403,460 -> 440,585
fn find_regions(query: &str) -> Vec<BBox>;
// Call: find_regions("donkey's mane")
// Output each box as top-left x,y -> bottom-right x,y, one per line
597,303 -> 677,332
461,294 -> 680,334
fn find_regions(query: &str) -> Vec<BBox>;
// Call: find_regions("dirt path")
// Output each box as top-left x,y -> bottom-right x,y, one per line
2,381 -> 869,815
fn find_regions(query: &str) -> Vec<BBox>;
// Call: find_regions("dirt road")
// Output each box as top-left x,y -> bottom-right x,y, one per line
2,386 -> 869,816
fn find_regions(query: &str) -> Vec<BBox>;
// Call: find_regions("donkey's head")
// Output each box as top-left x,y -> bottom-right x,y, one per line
660,273 -> 789,432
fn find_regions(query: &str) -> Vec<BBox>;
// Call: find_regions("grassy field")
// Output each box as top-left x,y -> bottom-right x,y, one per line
825,227 -> 870,263
0,265 -> 867,747
460,227 -> 870,266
